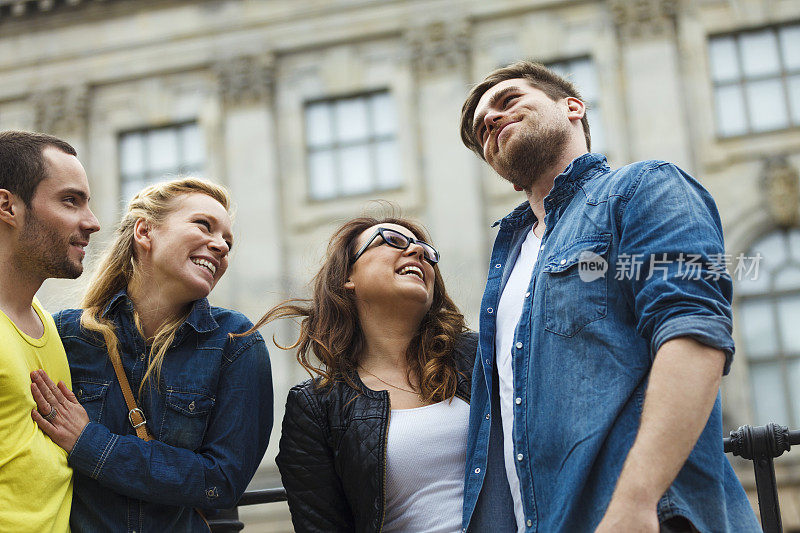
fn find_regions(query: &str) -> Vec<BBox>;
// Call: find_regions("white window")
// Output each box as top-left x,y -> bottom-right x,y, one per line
118,123 -> 204,204
547,57 -> 606,154
709,23 -> 800,137
738,228 -> 800,427
304,91 -> 401,201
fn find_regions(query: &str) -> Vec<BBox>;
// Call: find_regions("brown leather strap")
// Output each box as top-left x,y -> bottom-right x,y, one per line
109,352 -> 152,441
110,352 -> 210,530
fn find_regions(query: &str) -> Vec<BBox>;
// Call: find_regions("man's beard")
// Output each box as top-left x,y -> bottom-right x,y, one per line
492,116 -> 570,191
17,209 -> 83,280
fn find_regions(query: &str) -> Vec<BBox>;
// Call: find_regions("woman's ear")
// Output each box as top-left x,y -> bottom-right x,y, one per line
133,218 -> 152,252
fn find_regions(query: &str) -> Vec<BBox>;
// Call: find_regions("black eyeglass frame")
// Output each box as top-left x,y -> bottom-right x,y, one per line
350,227 -> 440,265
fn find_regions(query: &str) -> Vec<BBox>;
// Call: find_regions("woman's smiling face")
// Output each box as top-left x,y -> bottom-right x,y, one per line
142,192 -> 233,305
345,223 -> 436,312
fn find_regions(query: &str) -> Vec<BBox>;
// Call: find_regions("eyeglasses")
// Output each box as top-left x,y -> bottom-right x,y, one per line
351,227 -> 440,265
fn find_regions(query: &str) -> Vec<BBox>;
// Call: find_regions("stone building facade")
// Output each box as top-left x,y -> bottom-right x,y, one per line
2,0 -> 800,529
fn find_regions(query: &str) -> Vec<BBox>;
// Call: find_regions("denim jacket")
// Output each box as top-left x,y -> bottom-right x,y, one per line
463,154 -> 759,532
55,291 -> 273,533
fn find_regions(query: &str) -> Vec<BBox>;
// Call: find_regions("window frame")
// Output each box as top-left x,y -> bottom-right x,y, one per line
302,89 -> 401,202
118,121 -> 204,204
708,22 -> 800,139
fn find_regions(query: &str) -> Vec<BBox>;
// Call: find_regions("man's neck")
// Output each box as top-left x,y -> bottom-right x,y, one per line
0,251 -> 45,336
524,149 -> 589,236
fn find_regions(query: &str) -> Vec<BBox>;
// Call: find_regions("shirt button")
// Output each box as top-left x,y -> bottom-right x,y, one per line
515,342 -> 523,349
487,307 -> 494,314
517,453 -> 524,461
560,259 -> 567,265
525,292 -> 530,298
515,397 -> 522,405
485,413 -> 490,420
77,389 -> 83,398
485,359 -> 490,365
474,467 -> 481,474
139,353 -> 145,361
527,519 -> 533,527
188,401 -> 196,412
494,263 -> 502,269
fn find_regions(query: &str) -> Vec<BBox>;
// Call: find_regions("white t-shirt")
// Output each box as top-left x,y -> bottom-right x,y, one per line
495,227 -> 541,533
383,398 -> 470,533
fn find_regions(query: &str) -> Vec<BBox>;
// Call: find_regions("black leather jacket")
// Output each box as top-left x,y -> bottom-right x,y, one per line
276,331 -> 478,533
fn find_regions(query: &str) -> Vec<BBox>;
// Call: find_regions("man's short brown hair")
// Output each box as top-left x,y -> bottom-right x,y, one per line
460,60 -> 592,159
0,130 -> 77,207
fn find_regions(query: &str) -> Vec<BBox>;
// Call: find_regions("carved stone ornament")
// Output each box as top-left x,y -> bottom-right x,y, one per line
761,156 -> 800,228
406,19 -> 470,77
214,53 -> 275,107
33,84 -> 89,134
609,0 -> 678,41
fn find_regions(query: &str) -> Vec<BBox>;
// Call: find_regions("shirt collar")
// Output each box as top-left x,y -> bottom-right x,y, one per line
101,289 -> 218,333
545,152 -> 608,209
492,153 -> 608,229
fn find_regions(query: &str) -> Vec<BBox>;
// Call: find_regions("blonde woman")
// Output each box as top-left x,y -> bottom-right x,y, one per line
29,178 -> 273,532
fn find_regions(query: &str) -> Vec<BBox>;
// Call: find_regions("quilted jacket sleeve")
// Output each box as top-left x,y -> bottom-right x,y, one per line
276,385 -> 354,533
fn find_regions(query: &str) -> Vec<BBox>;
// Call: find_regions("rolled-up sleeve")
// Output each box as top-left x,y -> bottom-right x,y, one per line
618,162 -> 735,373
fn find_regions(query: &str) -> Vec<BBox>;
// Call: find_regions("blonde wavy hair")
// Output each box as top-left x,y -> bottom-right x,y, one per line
80,177 -> 232,395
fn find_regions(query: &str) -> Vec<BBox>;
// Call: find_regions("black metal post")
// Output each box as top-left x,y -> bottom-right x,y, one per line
724,423 -> 800,533
207,488 -> 287,532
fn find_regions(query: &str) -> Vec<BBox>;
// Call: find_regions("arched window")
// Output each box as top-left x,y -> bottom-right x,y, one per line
738,228 -> 800,427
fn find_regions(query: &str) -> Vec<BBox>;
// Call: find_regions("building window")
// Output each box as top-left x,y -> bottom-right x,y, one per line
547,57 -> 606,154
304,90 -> 401,201
118,122 -> 205,203
738,228 -> 800,427
708,23 -> 800,137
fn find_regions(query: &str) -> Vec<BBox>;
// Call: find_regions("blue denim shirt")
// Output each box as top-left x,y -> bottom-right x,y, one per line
463,154 -> 759,532
55,291 -> 273,533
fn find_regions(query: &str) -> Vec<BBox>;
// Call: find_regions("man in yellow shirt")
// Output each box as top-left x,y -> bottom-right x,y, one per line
0,131 -> 100,532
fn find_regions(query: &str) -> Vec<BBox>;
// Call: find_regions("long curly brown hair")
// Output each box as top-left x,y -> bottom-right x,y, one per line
248,216 -> 466,404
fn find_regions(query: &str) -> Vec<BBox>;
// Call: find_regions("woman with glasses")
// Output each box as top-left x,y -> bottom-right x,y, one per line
250,216 -> 477,532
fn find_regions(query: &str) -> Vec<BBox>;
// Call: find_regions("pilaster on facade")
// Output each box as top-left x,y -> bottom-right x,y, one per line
761,155 -> 800,228
32,84 -> 89,135
405,19 -> 470,79
214,53 -> 276,108
609,0 -> 678,41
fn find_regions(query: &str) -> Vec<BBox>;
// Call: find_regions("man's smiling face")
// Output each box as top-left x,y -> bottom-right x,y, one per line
472,78 -> 572,190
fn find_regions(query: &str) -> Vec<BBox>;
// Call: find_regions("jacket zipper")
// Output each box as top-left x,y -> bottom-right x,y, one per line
378,401 -> 390,532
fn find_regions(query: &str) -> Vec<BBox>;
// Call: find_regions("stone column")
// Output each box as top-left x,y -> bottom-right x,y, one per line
406,19 -> 486,326
611,0 -> 693,170
215,53 -> 285,318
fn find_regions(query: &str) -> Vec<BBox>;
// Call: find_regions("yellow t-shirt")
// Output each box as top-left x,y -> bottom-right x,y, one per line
0,298 -> 73,533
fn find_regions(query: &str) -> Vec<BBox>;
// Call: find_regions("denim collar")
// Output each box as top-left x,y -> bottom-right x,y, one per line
492,153 -> 609,229
101,289 -> 219,333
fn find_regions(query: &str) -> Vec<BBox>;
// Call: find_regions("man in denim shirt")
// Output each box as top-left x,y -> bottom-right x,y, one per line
458,61 -> 759,532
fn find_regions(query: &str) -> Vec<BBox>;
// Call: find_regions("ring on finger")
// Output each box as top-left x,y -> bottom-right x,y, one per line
43,405 -> 58,422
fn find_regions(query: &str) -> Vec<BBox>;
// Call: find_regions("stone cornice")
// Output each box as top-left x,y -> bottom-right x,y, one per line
214,53 -> 275,107
609,0 -> 678,41
32,84 -> 89,134
405,19 -> 470,78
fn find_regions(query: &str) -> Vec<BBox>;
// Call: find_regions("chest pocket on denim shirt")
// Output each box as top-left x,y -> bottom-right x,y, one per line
73,380 -> 111,423
543,233 -> 611,337
159,388 -> 215,451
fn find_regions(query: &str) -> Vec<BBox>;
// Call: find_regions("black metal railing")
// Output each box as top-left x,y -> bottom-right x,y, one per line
724,423 -> 800,533
209,423 -> 799,532
208,488 -> 287,532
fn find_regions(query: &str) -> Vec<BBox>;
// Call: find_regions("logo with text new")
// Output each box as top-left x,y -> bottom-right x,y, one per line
578,251 -> 608,282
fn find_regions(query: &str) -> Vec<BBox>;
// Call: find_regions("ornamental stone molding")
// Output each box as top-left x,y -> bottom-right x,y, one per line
405,19 -> 470,77
214,53 -> 275,108
0,0 -> 115,20
609,0 -> 678,41
761,156 -> 800,228
33,84 -> 89,134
